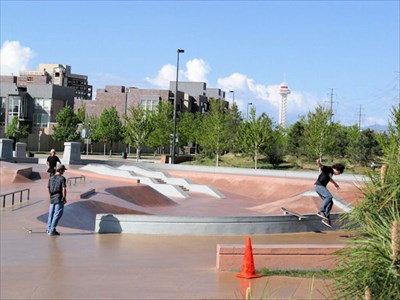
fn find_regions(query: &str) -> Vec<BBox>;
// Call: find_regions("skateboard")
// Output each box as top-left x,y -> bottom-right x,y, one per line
281,207 -> 308,220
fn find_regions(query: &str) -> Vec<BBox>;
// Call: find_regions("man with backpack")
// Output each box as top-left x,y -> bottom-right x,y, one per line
47,164 -> 67,236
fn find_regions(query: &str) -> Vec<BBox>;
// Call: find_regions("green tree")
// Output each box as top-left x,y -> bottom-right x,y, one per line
75,104 -> 86,124
347,128 -> 380,166
264,125 -> 286,168
329,122 -> 351,159
237,108 -> 273,169
334,107 -> 400,299
123,105 -> 152,161
86,115 -> 98,142
227,102 -> 242,154
176,111 -> 203,152
91,106 -> 122,157
147,101 -> 173,154
52,106 -> 80,142
6,117 -> 30,142
198,99 -> 232,166
287,119 -> 306,158
303,105 -> 333,160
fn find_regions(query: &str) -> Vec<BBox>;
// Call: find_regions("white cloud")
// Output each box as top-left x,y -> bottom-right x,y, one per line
147,59 -> 319,123
145,64 -> 176,88
184,58 -> 210,82
217,73 -> 248,91
365,116 -> 387,126
146,58 -> 211,88
217,72 -> 319,122
0,40 -> 35,75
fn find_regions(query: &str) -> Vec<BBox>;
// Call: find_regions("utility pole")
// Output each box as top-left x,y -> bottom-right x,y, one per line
329,88 -> 335,123
358,104 -> 362,130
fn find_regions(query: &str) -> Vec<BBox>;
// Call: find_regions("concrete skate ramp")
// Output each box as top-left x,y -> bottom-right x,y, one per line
38,200 -> 150,231
94,169 -> 360,234
168,171 -> 314,200
0,162 -> 33,186
105,186 -> 178,207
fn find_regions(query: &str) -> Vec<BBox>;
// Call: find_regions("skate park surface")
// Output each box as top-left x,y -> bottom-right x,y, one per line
1,155 -> 363,299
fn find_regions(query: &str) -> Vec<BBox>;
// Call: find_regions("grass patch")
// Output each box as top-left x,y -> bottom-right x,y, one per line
180,153 -> 375,175
259,268 -> 333,279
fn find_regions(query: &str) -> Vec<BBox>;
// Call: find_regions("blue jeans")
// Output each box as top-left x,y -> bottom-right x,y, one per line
314,185 -> 333,218
47,202 -> 65,234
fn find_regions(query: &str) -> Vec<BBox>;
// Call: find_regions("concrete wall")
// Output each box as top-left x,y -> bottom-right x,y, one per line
95,213 -> 345,235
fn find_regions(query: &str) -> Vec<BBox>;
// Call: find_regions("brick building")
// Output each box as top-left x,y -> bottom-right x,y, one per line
1,62 -> 227,152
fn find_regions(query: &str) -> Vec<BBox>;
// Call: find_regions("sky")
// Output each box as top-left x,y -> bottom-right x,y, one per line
1,0 -> 399,128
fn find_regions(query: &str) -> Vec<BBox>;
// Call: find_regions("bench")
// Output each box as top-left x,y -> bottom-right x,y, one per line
216,243 -> 345,271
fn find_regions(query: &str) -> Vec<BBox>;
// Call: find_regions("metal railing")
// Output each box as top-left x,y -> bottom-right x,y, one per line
67,175 -> 86,186
1,188 -> 30,208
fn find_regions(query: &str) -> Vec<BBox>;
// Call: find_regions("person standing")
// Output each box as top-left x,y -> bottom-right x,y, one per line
314,158 -> 345,228
46,149 -> 61,176
370,160 -> 376,171
47,164 -> 67,236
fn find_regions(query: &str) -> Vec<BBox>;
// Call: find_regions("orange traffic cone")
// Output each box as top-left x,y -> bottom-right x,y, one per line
236,237 -> 262,279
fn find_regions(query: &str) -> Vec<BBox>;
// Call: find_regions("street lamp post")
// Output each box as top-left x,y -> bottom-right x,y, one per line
229,90 -> 235,106
247,102 -> 253,120
171,49 -> 184,164
38,130 -> 42,152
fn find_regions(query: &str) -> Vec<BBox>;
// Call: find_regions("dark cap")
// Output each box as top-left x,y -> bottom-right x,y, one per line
56,164 -> 67,171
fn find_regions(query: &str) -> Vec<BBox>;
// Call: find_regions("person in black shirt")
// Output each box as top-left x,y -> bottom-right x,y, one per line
314,158 -> 345,228
46,149 -> 61,176
47,164 -> 67,236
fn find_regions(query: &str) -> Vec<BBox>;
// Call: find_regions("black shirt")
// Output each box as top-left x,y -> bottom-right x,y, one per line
48,175 -> 66,204
47,155 -> 61,174
315,166 -> 334,187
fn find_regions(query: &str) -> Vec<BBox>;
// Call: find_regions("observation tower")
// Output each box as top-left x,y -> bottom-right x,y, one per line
279,83 -> 291,128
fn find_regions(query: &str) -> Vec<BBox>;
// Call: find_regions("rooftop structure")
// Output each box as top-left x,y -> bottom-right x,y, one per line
18,64 -> 92,100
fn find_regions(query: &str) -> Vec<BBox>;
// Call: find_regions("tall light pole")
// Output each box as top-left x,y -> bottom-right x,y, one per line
229,90 -> 235,106
171,49 -> 184,164
247,102 -> 253,120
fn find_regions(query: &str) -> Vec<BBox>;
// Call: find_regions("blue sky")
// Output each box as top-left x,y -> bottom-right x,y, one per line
1,0 -> 399,127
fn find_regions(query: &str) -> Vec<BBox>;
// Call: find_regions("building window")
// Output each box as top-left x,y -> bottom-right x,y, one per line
0,97 -> 5,124
8,96 -> 20,115
33,98 -> 51,127
140,97 -> 159,111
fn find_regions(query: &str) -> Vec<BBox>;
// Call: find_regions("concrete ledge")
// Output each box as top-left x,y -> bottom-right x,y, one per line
80,188 -> 96,199
14,157 -> 39,164
95,213 -> 346,234
217,244 -> 345,271
160,155 -> 193,164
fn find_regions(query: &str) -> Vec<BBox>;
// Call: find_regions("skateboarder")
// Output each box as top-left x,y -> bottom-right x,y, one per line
314,158 -> 345,228
46,149 -> 61,177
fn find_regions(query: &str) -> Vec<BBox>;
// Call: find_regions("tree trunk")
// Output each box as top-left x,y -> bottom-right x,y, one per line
136,148 -> 140,162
